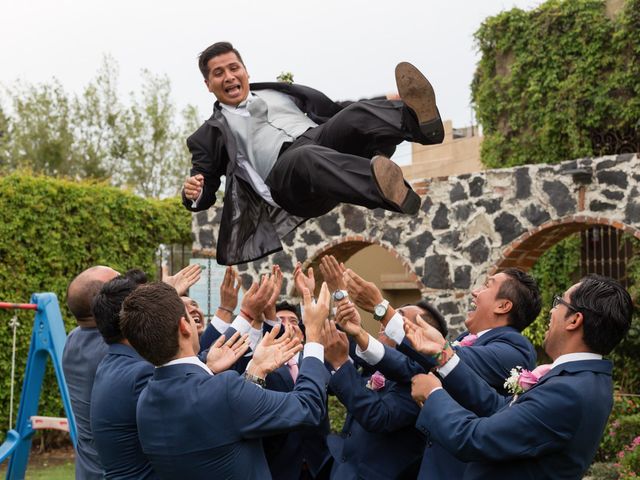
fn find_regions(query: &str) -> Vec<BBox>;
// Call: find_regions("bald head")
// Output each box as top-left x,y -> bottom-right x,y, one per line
67,266 -> 119,325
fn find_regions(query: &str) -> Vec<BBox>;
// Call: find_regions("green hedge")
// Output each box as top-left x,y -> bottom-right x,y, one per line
0,173 -> 190,431
472,0 -> 640,168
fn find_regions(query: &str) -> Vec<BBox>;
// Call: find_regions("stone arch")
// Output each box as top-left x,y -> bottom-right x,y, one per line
492,216 -> 640,274
289,235 -> 426,296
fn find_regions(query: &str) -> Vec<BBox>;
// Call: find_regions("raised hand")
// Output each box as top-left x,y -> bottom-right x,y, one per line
319,255 -> 346,292
334,301 -> 362,337
294,262 -> 316,298
404,315 -> 447,356
249,324 -> 303,377
263,265 -> 283,320
411,373 -> 442,408
323,320 -> 349,370
206,331 -> 250,374
240,274 -> 276,323
183,174 -> 204,200
163,264 -> 202,296
301,282 -> 330,343
343,269 -> 383,313
219,266 -> 241,316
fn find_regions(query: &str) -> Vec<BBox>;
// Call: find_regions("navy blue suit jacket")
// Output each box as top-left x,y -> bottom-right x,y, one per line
327,361 -> 425,480
198,325 -> 251,373
263,356 -> 331,479
90,343 -> 157,479
62,326 -> 109,480
136,356 -> 330,479
417,359 -> 613,479
372,326 -> 536,479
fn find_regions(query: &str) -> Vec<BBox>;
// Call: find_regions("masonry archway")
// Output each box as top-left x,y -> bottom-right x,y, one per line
493,216 -> 640,274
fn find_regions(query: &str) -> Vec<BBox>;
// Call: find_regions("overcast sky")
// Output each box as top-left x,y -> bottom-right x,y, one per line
1,0 -> 542,130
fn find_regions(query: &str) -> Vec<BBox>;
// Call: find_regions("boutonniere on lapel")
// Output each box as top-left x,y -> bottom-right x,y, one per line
452,334 -> 478,347
504,364 -> 552,403
366,371 -> 386,391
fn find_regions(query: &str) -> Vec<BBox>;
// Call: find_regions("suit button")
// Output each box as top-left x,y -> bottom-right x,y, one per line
347,432 -> 352,438
341,456 -> 347,463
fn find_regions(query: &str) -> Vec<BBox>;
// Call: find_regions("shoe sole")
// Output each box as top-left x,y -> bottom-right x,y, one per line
371,155 -> 421,215
395,62 -> 437,124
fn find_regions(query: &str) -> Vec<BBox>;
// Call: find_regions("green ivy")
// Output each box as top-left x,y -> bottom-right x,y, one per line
524,235 -> 581,348
472,0 -> 640,167
0,173 -> 190,430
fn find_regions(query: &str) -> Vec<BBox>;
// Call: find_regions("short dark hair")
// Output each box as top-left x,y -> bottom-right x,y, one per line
123,268 -> 148,285
120,282 -> 186,366
92,276 -> 146,344
198,41 -> 244,79
497,268 -> 542,331
569,274 -> 632,355
415,299 -> 448,337
276,301 -> 300,318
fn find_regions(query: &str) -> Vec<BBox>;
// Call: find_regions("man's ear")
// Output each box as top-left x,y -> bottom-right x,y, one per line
566,312 -> 584,331
178,316 -> 191,337
494,299 -> 513,315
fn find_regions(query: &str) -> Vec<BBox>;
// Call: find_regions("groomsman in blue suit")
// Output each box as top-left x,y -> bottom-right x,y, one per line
341,268 -> 540,478
90,275 -> 157,479
326,302 -> 448,480
91,272 -> 249,479
121,281 -> 333,480
409,274 -> 632,479
263,303 -> 332,479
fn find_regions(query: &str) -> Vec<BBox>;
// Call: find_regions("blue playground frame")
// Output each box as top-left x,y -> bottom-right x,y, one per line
0,293 -> 77,479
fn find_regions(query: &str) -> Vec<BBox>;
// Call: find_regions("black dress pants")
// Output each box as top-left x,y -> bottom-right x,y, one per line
265,99 -> 443,217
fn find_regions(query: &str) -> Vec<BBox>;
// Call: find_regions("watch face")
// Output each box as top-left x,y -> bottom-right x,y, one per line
374,305 -> 386,317
333,290 -> 346,301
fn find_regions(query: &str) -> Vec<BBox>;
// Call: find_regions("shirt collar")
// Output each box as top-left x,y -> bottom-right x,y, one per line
476,328 -> 491,337
159,356 -> 213,375
220,92 -> 254,113
551,352 -> 602,370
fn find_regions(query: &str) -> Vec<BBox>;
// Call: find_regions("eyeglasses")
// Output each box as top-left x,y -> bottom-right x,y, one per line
552,295 -> 579,313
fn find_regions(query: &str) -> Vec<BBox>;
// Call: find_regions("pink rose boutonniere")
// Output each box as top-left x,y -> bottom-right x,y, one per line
366,371 -> 386,391
504,364 -> 552,395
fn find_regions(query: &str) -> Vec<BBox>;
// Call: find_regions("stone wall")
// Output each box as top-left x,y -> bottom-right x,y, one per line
192,154 -> 640,331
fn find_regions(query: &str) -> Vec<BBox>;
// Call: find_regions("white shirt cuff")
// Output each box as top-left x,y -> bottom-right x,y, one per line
355,334 -> 385,365
303,342 -> 324,363
248,327 -> 263,352
211,315 -> 232,334
264,318 -> 280,328
384,312 -> 405,344
231,315 -> 252,335
436,353 -> 460,378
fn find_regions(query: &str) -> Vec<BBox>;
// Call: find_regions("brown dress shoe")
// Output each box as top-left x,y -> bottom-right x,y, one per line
395,62 -> 443,142
395,61 -> 438,123
370,155 -> 421,215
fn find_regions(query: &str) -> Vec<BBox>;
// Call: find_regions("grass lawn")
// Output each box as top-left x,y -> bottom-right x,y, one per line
0,446 -> 75,479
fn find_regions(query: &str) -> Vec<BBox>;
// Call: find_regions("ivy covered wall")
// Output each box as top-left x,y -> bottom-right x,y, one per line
0,173 -> 191,430
472,0 -> 639,168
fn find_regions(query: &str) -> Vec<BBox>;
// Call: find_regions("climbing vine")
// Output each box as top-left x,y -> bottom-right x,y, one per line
472,0 -> 640,168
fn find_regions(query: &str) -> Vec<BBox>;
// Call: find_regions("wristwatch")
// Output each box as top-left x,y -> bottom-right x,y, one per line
373,299 -> 390,321
333,290 -> 349,302
242,370 -> 266,388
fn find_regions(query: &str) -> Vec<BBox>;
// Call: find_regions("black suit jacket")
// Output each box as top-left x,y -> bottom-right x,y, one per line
182,82 -> 345,265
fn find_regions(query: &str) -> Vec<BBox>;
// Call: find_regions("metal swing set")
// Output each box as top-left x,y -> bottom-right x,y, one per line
0,293 -> 77,479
